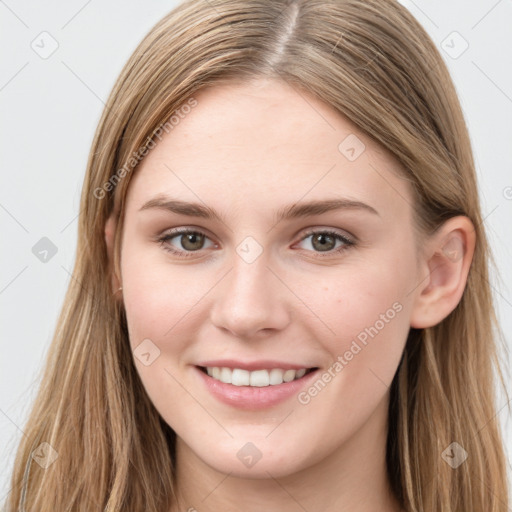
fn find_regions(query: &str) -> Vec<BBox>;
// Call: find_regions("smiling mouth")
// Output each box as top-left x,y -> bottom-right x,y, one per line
197,366 -> 318,387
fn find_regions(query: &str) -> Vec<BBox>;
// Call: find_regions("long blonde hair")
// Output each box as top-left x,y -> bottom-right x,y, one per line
4,0 -> 509,510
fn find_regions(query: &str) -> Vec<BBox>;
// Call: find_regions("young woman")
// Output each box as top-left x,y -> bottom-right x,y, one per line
4,0 -> 510,510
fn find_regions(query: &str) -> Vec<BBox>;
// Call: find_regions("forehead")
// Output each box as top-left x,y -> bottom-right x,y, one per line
125,78 -> 413,223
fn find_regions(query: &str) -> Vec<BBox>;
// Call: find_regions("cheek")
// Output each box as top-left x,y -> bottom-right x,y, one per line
120,238 -> 211,348
295,248 -> 414,389
119,244 -> 207,426
289,272 -> 411,445
302,253 -> 412,338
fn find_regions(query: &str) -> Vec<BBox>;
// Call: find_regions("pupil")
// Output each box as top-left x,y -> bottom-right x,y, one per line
182,233 -> 203,251
313,233 -> 334,251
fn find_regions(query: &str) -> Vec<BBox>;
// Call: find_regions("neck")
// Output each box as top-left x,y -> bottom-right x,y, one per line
171,395 -> 402,512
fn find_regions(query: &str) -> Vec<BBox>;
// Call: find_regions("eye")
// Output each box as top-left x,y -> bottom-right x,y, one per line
295,229 -> 355,256
156,227 -> 356,259
157,228 -> 216,257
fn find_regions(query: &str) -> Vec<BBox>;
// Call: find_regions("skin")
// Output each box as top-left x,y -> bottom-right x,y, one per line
105,77 -> 475,511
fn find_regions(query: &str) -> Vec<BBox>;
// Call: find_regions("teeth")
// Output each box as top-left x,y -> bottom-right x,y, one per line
204,366 -> 311,386
296,368 -> 306,378
250,370 -> 269,387
269,368 -> 284,385
232,369 -> 250,386
219,367 -> 232,384
283,369 -> 296,382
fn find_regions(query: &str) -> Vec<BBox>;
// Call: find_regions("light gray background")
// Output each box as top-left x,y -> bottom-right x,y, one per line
1,0 -> 511,503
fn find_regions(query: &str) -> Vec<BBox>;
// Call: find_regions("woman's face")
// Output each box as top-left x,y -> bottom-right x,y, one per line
118,78 -> 424,478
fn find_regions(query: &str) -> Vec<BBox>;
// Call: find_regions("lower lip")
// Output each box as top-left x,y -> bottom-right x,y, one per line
194,366 -> 319,410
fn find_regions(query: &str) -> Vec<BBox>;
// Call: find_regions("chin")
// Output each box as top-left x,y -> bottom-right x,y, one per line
184,433 -> 317,479
204,451 -> 305,479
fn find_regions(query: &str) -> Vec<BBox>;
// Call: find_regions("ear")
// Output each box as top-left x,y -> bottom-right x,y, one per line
105,214 -> 121,294
410,216 -> 476,329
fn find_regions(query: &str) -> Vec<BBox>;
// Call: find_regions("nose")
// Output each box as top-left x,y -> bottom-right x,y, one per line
209,254 -> 292,339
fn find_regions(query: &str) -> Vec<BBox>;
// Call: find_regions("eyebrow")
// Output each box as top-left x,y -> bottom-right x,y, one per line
139,194 -> 380,223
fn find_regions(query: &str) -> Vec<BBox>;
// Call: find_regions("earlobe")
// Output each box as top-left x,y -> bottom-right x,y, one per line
104,215 -> 122,294
410,216 -> 476,329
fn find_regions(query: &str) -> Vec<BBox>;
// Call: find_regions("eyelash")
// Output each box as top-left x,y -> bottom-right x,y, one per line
157,228 -> 356,259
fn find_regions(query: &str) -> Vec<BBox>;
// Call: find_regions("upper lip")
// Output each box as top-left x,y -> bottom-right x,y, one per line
196,359 -> 318,371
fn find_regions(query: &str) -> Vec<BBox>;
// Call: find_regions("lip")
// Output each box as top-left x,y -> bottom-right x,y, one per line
194,365 -> 320,410
196,359 -> 314,371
